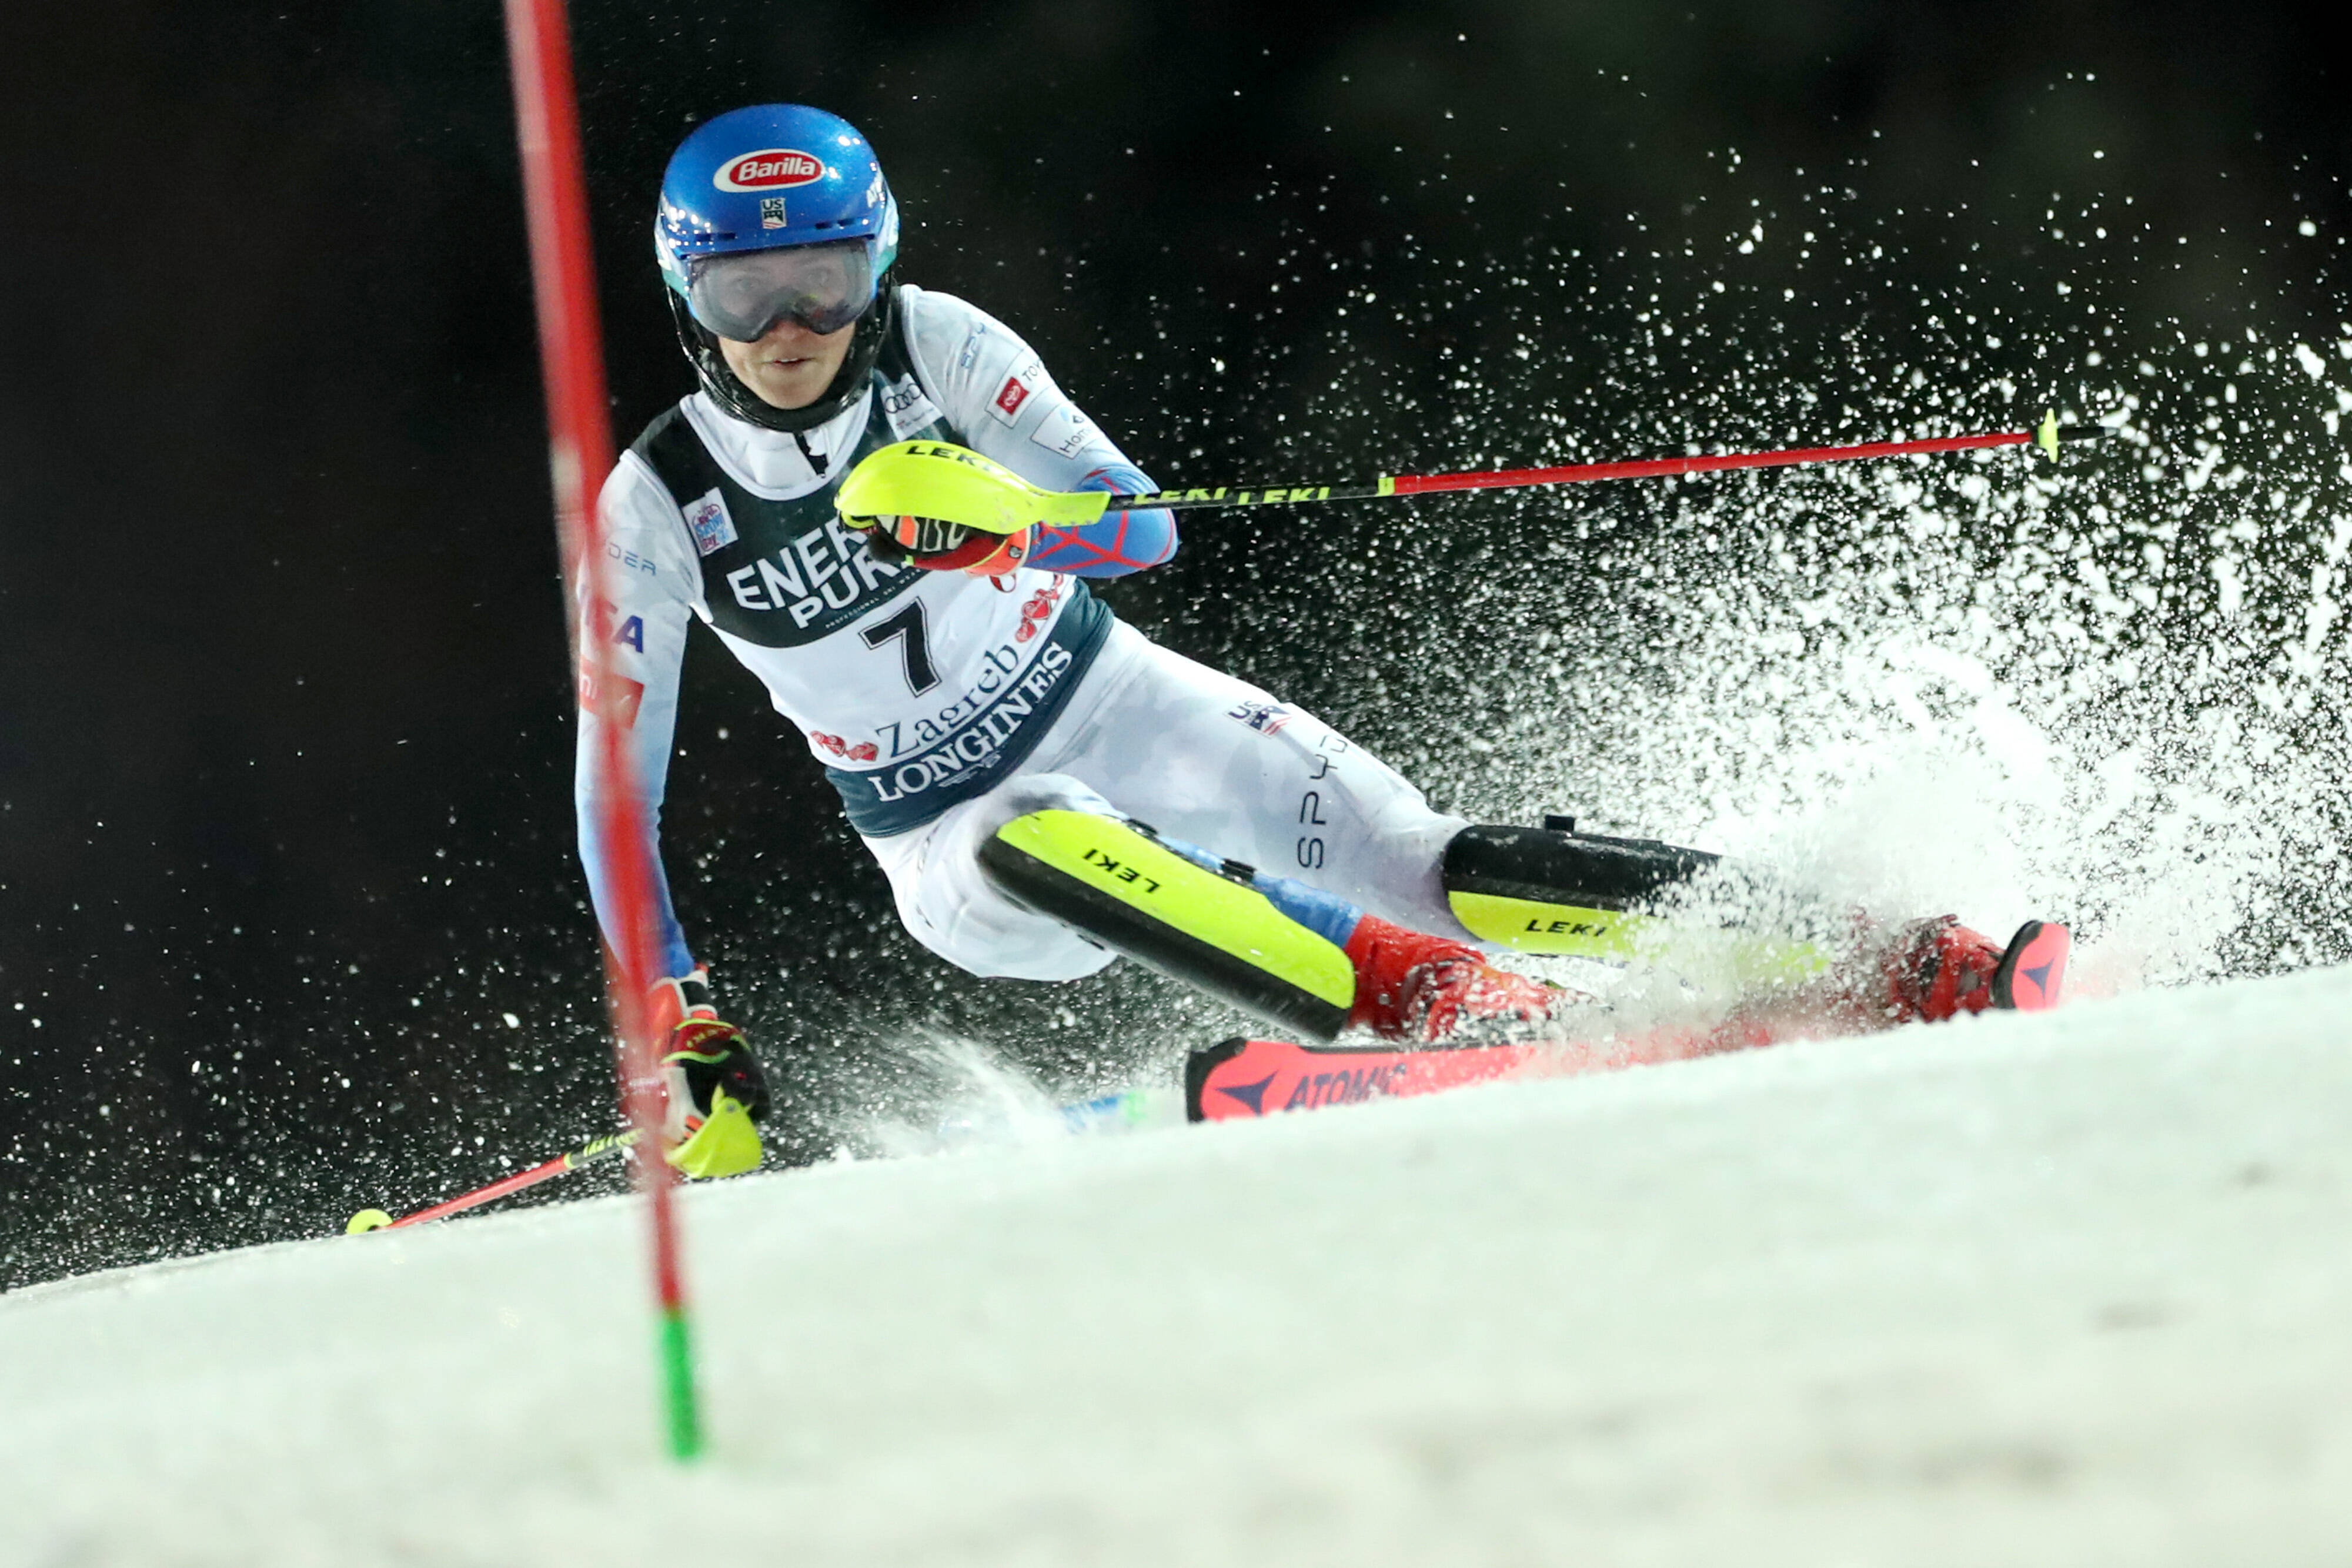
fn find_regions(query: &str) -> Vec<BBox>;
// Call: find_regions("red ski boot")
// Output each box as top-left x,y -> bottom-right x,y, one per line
1344,914 -> 1562,1044
1879,916 -> 2070,1022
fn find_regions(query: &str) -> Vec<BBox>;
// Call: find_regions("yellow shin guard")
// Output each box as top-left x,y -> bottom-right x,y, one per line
978,810 -> 1357,1039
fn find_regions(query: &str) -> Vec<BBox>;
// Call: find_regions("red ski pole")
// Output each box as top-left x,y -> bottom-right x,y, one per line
502,0 -> 703,1460
1100,412 -> 2110,512
345,1129 -> 644,1232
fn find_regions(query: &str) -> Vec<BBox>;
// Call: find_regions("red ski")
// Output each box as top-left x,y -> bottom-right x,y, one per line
1993,920 -> 2070,1009
1188,921 -> 2070,1123
1186,1035 -> 1544,1122
1184,1013 -> 1783,1122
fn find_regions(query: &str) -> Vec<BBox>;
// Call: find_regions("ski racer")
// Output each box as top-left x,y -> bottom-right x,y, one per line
581,103 -> 2067,1178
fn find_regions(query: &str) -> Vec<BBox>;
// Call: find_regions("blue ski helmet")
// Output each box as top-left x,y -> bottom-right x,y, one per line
655,105 -> 903,433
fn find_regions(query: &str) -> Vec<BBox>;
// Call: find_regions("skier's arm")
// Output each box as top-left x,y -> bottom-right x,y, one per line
1025,460 -> 1177,577
574,456 -> 701,980
898,286 -> 1176,578
574,458 -> 771,1180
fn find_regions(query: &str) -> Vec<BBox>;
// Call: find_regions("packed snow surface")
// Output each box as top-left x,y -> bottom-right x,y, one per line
8,966 -> 2352,1566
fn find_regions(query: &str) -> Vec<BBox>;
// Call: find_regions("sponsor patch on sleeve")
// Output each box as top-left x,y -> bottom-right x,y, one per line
986,355 -> 1046,426
682,487 -> 739,557
880,375 -> 944,438
1027,403 -> 1106,460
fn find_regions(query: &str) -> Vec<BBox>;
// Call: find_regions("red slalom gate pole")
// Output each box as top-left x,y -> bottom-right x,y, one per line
501,0 -> 702,1460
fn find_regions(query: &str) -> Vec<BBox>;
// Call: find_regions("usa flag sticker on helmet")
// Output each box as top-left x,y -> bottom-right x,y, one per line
714,149 -> 825,191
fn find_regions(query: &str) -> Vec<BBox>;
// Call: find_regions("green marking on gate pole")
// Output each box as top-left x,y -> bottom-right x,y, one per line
660,1306 -> 703,1460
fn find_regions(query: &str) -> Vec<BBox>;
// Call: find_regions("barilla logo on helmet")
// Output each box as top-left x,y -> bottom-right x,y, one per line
715,149 -> 826,192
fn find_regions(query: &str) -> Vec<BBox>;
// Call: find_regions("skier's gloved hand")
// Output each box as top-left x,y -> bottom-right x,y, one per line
854,513 -> 1038,577
647,967 -> 769,1179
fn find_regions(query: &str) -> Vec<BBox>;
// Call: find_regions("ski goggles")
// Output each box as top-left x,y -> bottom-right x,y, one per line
684,238 -> 877,342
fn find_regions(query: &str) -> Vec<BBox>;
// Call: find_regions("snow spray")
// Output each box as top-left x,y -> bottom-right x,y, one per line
1137,173 -> 2352,998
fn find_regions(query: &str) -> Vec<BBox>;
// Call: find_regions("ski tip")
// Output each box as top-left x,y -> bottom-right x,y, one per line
1991,921 -> 2071,1012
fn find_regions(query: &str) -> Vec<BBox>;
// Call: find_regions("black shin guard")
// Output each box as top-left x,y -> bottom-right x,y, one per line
1441,821 -> 1718,958
1442,819 -> 1833,985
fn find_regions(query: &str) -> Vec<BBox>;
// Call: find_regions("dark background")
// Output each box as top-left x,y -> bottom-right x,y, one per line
2,0 -> 2346,1287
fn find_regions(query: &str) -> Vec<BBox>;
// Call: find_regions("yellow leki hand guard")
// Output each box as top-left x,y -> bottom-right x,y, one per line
666,1091 -> 764,1180
836,440 -> 1112,536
